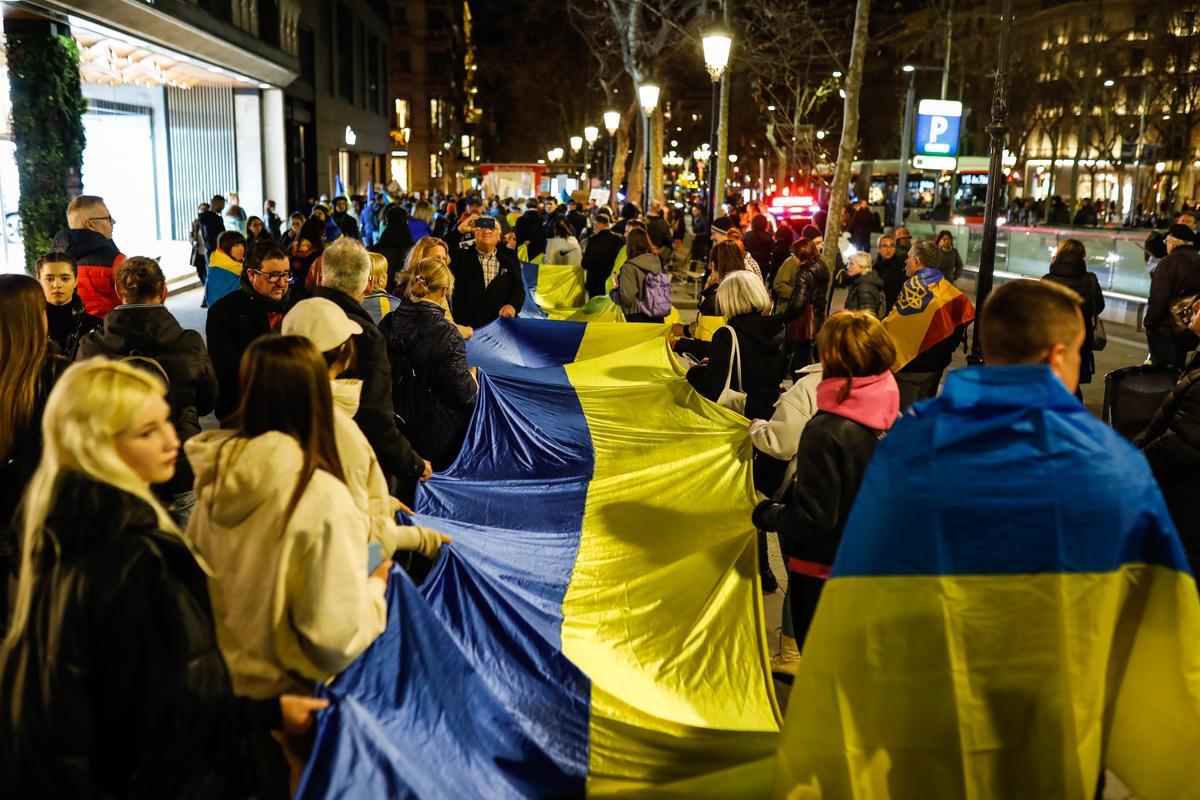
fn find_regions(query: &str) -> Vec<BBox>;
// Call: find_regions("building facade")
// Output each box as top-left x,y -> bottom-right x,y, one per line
388,0 -> 479,194
1,0 -> 394,278
286,0 -> 392,212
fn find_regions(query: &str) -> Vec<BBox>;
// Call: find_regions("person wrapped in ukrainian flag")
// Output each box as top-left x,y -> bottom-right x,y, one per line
882,238 -> 975,409
775,279 -> 1200,800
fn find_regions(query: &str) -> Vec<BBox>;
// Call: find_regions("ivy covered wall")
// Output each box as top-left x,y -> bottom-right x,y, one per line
6,19 -> 86,274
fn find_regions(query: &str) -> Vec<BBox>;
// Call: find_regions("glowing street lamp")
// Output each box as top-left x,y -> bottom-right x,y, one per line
582,126 -> 599,185
570,135 -> 583,153
603,110 -> 620,135
702,24 -> 733,229
603,111 -> 621,204
638,82 -> 661,210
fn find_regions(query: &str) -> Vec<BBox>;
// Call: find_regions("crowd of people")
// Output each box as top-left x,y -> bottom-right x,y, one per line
1,181 -> 1199,797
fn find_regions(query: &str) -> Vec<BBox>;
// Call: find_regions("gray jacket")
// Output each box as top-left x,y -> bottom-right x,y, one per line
616,252 -> 664,313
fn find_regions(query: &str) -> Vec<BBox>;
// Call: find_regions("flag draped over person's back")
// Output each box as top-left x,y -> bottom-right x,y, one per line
775,365 -> 1200,800
882,267 -> 974,370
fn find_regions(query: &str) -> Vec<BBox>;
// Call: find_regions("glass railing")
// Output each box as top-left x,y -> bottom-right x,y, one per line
866,222 -> 1151,299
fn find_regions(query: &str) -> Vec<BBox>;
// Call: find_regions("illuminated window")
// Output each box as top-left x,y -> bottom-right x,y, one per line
430,153 -> 443,178
430,97 -> 444,131
395,98 -> 409,129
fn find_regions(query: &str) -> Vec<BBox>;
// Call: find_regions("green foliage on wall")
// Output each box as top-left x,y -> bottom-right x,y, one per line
6,27 -> 86,274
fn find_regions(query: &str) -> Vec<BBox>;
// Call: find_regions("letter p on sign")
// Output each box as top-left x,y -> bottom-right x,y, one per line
929,116 -> 948,143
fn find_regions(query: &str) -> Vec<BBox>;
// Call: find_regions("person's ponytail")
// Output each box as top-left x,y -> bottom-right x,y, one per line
404,256 -> 455,302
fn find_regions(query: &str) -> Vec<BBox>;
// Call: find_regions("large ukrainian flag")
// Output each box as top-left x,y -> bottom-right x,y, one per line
882,267 -> 974,370
298,318 -> 781,798
775,366 -> 1200,800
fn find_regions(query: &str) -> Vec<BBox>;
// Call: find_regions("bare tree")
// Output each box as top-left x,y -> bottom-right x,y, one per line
565,0 -> 711,208
822,0 -> 870,277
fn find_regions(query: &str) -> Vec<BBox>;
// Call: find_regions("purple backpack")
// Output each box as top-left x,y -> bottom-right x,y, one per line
635,271 -> 673,318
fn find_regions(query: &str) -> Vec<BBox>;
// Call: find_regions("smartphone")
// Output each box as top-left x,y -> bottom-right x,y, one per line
367,541 -> 385,575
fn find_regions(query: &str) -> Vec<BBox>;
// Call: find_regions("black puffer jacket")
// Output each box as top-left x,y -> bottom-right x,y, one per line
844,270 -> 887,318
1136,350 -> 1200,575
686,312 -> 785,420
77,304 -> 218,495
46,295 -> 101,360
313,287 -> 427,491
0,473 -> 279,798
1042,253 -> 1106,384
206,273 -> 288,420
752,412 -> 883,566
380,300 -> 477,471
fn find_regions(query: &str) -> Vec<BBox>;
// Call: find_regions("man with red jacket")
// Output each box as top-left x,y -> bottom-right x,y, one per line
51,195 -> 125,317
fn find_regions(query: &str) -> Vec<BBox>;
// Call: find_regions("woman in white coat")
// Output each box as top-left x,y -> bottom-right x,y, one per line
187,336 -> 394,701
281,297 -> 450,557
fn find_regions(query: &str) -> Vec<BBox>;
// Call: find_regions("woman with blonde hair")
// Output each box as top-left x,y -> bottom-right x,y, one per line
0,275 -> 68,632
361,250 -> 403,324
394,236 -> 473,339
0,359 -> 326,797
380,256 -> 478,470
753,311 -> 900,662
409,199 -> 435,241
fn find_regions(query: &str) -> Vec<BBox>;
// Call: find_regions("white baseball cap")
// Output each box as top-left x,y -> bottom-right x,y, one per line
282,297 -> 362,352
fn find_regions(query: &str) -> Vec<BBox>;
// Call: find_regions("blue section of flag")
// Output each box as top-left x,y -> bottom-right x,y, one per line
298,351 -> 595,797
334,174 -> 347,199
520,262 -> 549,319
295,569 -> 585,799
467,317 -> 586,373
833,365 -> 1190,579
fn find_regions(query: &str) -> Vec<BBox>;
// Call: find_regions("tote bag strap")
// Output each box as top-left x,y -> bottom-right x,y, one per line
719,325 -> 743,393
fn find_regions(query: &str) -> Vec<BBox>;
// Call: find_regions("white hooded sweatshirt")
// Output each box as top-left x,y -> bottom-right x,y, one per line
185,429 -> 387,699
330,378 -> 442,557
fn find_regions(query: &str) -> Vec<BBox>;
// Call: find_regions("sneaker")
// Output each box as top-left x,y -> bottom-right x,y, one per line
771,632 -> 801,680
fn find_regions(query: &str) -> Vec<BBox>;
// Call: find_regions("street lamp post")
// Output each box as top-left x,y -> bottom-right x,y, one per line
897,64 -> 946,229
638,83 -> 661,213
603,109 -> 620,208
584,125 -> 599,190
968,0 -> 1014,365
702,26 -> 732,230
896,66 -> 916,228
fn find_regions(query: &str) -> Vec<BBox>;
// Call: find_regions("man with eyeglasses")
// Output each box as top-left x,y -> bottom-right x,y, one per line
206,242 -> 293,419
51,195 -> 126,317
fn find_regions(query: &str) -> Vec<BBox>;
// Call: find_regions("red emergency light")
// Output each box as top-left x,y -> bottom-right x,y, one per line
770,195 -> 816,209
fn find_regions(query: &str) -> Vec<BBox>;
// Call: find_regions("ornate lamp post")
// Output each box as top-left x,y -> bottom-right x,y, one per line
637,83 -> 661,212
583,125 -> 599,187
702,26 -> 732,229
603,109 -> 620,205
968,0 -> 1015,365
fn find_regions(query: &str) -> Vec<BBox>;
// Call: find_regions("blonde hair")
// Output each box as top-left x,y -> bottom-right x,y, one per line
849,252 -> 873,272
716,270 -> 771,318
397,237 -> 449,292
412,199 -> 435,224
6,359 -> 178,644
66,195 -> 107,229
817,311 -> 897,403
406,256 -> 455,301
367,251 -> 389,288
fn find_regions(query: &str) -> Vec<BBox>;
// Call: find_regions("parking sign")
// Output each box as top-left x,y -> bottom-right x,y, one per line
915,99 -> 963,158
